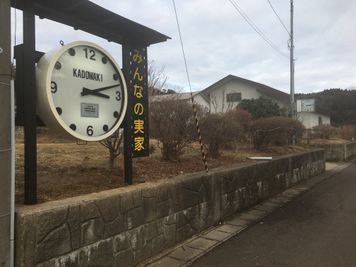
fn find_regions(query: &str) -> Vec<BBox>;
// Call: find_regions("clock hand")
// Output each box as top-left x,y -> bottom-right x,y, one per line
81,88 -> 110,99
86,84 -> 120,93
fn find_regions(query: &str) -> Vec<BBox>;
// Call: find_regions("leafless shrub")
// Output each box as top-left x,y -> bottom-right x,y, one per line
311,124 -> 337,140
228,108 -> 253,142
99,129 -> 123,168
200,112 -> 242,158
150,97 -> 197,161
148,60 -> 168,95
338,125 -> 356,141
250,117 -> 305,150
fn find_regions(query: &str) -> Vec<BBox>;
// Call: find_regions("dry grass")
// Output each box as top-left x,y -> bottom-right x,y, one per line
306,138 -> 350,145
15,128 -> 308,204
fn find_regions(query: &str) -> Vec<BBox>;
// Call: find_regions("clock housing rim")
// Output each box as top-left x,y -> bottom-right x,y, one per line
36,40 -> 128,142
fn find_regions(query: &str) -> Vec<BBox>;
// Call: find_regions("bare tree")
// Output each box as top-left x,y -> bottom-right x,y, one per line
200,112 -> 242,158
148,60 -> 168,96
150,95 -> 198,161
100,129 -> 123,168
210,94 -> 219,113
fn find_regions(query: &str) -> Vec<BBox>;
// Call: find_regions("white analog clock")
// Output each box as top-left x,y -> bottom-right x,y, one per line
36,41 -> 127,141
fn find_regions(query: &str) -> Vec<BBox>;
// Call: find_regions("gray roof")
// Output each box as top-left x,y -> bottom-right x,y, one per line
150,92 -> 203,103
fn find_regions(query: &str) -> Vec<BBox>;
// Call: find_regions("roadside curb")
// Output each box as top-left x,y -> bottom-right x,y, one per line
139,161 -> 353,267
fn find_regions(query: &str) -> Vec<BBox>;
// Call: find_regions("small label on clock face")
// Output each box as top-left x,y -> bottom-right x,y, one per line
81,103 -> 99,118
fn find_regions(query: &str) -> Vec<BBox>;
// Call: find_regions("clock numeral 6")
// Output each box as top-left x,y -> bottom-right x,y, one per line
83,48 -> 96,61
51,81 -> 57,93
87,125 -> 94,136
115,91 -> 121,101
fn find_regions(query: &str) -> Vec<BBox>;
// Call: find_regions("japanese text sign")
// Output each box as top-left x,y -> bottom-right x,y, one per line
129,48 -> 149,157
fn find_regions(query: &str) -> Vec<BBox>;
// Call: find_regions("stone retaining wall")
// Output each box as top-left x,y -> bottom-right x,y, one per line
15,149 -> 325,267
310,142 -> 356,162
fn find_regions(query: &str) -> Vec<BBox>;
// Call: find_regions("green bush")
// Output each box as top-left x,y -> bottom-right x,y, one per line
238,97 -> 284,119
250,116 -> 305,150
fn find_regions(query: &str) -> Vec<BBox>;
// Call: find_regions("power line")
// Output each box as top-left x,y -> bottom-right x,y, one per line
229,0 -> 287,58
266,0 -> 290,36
171,0 -> 192,93
171,0 -> 209,173
228,0 -> 288,58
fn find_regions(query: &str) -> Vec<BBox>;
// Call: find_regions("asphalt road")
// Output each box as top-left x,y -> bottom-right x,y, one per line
192,162 -> 356,267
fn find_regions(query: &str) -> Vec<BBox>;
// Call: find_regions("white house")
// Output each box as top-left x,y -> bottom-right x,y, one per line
296,99 -> 331,129
150,75 -> 331,129
199,75 -> 290,113
199,75 -> 331,129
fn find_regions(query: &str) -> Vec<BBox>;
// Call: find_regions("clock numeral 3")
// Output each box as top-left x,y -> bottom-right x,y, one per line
115,91 -> 121,101
83,48 -> 96,61
51,81 -> 58,93
86,125 -> 94,136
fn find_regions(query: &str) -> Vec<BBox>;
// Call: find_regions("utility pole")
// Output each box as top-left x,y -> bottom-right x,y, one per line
0,0 -> 12,266
290,0 -> 295,119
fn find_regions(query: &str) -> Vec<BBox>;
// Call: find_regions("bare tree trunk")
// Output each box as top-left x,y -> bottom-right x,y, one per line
109,149 -> 115,168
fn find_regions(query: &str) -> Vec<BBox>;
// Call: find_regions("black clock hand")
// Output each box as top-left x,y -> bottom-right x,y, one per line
81,88 -> 110,99
87,84 -> 120,93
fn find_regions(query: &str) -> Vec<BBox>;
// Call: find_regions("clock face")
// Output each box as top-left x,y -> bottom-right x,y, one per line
39,42 -> 127,141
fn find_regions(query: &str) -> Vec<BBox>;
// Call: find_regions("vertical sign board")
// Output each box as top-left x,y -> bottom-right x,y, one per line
129,48 -> 149,157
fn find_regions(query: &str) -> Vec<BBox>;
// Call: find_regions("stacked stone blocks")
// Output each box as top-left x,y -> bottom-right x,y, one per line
16,149 -> 325,266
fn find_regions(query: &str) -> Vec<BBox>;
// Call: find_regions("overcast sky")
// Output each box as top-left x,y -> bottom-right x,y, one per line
11,0 -> 356,94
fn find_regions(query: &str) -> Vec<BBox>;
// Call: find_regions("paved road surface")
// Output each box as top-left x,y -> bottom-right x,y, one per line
192,162 -> 356,267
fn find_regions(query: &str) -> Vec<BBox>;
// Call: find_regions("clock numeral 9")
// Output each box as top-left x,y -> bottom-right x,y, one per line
87,125 -> 94,136
51,81 -> 57,93
115,91 -> 121,101
83,48 -> 96,61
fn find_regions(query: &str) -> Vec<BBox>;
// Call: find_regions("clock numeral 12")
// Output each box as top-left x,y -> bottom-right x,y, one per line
87,125 -> 94,136
51,81 -> 57,93
83,48 -> 96,61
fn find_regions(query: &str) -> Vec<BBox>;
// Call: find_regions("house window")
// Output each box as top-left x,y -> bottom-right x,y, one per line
226,92 -> 241,103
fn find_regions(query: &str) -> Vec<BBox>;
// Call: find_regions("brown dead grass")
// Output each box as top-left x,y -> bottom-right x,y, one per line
15,128 -> 307,204
306,138 -> 350,145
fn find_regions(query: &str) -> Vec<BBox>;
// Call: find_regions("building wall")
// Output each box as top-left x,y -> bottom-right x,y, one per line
16,150 -> 325,267
207,80 -> 288,113
209,80 -> 262,113
193,94 -> 210,112
297,112 -> 331,129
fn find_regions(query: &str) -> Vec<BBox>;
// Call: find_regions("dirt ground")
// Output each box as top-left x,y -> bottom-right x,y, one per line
15,129 -> 308,204
307,137 -> 350,144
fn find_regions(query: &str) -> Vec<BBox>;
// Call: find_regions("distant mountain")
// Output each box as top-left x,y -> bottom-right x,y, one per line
296,89 -> 356,125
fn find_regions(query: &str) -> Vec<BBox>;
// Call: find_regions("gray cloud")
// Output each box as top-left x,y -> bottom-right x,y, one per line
11,0 -> 356,93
